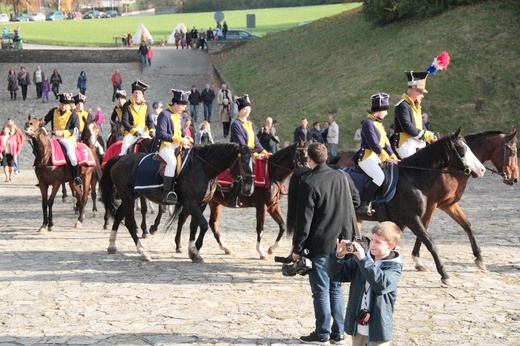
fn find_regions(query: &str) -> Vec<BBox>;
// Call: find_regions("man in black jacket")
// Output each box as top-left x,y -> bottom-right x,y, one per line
293,117 -> 312,143
188,84 -> 201,122
291,142 -> 359,345
200,83 -> 215,122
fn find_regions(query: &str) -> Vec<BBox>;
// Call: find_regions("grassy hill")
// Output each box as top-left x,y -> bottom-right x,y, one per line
212,0 -> 520,151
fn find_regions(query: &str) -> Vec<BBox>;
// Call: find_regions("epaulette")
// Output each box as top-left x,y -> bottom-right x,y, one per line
394,99 -> 405,107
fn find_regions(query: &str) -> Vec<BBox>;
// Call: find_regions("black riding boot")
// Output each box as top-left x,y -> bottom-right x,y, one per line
227,183 -> 241,208
72,165 -> 83,186
357,180 -> 380,215
163,176 -> 177,204
13,92 -> 16,100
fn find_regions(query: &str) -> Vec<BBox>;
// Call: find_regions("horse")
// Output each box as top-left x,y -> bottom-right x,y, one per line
24,114 -> 99,231
172,141 -> 309,259
79,116 -> 103,218
331,129 -> 519,272
287,129 -> 486,285
100,143 -> 255,262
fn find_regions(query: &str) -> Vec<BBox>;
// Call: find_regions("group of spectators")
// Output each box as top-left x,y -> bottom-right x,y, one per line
293,115 -> 339,160
172,21 -> 229,50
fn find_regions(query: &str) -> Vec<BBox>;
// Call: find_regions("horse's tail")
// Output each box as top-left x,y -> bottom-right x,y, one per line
286,167 -> 311,236
100,156 -> 122,218
164,203 -> 184,232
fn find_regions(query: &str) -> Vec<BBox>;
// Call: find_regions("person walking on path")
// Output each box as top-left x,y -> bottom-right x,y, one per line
42,76 -> 50,103
7,68 -> 18,100
0,125 -> 19,182
111,69 -> 123,102
222,21 -> 228,40
201,83 -> 215,122
6,118 -> 23,174
147,46 -> 154,66
219,97 -> 231,138
188,84 -> 201,122
33,66 -> 45,99
77,71 -> 87,95
17,66 -> 30,101
50,69 -> 62,100
216,83 -> 233,119
138,42 -> 148,67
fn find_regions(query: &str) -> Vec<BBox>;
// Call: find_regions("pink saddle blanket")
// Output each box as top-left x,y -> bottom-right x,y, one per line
47,139 -> 97,167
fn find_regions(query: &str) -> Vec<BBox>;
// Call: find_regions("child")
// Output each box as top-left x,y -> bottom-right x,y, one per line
195,121 -> 214,145
329,221 -> 403,346
147,46 -> 154,66
42,76 -> 50,103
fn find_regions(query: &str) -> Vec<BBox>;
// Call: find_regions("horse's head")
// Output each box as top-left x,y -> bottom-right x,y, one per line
451,128 -> 486,177
24,114 -> 46,138
81,118 -> 99,148
232,144 -> 255,197
295,139 -> 310,168
494,128 -> 519,185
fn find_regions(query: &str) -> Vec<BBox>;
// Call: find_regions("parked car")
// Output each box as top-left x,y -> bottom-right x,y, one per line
101,10 -> 118,18
218,29 -> 260,40
83,10 -> 101,19
0,13 -> 9,23
30,13 -> 46,22
46,11 -> 64,21
12,13 -> 30,22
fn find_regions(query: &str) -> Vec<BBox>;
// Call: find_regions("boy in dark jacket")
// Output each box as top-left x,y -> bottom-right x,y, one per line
329,222 -> 402,346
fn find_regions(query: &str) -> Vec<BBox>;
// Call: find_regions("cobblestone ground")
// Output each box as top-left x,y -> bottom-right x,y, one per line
0,48 -> 519,345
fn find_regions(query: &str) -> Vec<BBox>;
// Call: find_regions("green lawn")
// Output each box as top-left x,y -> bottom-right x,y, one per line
3,3 -> 360,47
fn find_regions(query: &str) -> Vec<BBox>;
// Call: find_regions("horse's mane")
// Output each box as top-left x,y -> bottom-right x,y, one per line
192,142 -> 238,158
400,133 -> 455,169
268,142 -> 295,165
464,130 -> 504,147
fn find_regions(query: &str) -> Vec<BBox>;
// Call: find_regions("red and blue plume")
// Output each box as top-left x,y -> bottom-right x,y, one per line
426,51 -> 450,75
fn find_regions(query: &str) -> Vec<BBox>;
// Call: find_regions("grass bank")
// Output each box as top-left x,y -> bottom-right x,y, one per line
212,0 -> 520,151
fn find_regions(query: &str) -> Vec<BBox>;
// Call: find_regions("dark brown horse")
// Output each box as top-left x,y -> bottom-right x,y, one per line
288,129 -> 487,285
25,115 -> 99,231
173,141 -> 309,259
100,143 -> 255,262
331,129 -> 519,272
79,116 -> 103,217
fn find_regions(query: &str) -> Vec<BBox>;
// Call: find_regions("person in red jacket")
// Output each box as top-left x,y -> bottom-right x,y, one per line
111,69 -> 123,102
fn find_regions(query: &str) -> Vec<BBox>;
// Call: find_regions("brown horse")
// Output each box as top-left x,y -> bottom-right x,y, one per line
24,115 -> 99,231
173,141 -> 309,259
331,129 -> 519,272
79,116 -> 103,218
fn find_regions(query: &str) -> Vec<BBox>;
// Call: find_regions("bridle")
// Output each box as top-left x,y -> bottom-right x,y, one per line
485,136 -> 517,180
192,146 -> 255,185
450,139 -> 472,175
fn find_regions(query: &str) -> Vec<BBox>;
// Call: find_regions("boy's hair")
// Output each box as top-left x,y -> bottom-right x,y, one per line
307,143 -> 328,164
371,221 -> 402,245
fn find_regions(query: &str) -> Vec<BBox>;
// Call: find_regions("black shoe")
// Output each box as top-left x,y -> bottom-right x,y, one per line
357,201 -> 374,215
163,191 -> 177,204
330,334 -> 345,345
74,177 -> 83,186
228,196 -> 240,208
300,331 -> 330,345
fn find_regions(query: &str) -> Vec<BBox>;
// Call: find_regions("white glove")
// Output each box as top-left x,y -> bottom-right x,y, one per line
134,127 -> 144,136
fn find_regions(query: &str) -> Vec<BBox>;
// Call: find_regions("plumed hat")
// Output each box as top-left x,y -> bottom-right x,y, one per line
131,80 -> 149,93
57,93 -> 74,104
171,89 -> 190,105
73,93 -> 86,104
405,71 -> 429,93
115,90 -> 127,99
370,92 -> 390,113
236,94 -> 251,111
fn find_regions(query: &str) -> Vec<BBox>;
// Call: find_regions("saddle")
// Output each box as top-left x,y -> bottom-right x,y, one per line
101,138 -> 152,171
337,164 -> 399,221
46,139 -> 97,167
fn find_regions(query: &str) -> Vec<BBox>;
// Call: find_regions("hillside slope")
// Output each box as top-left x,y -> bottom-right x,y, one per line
212,0 -> 520,151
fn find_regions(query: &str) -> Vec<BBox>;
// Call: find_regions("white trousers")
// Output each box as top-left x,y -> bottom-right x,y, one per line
396,137 -> 426,159
358,152 -> 384,186
159,145 -> 179,177
54,137 -> 78,166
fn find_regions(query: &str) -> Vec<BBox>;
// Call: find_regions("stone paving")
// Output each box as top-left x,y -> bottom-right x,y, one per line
0,47 -> 519,345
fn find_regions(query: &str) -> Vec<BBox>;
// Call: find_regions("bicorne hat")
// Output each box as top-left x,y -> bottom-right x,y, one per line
236,94 -> 251,111
131,80 -> 149,93
57,93 -> 74,104
370,92 -> 390,113
171,89 -> 190,105
73,93 -> 86,104
406,71 -> 429,93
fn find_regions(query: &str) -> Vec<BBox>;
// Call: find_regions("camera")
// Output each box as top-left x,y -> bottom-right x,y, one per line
346,236 -> 371,253
281,257 -> 313,276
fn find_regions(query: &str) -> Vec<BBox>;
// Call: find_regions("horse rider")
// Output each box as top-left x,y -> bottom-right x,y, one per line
42,92 -> 83,186
110,90 -> 127,125
354,93 -> 400,214
119,80 -> 155,155
155,89 -> 193,204
394,71 -> 437,159
73,93 -> 91,135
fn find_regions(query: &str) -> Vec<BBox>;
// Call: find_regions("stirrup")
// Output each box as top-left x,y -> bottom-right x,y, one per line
357,202 -> 374,216
163,191 -> 177,204
74,177 -> 83,186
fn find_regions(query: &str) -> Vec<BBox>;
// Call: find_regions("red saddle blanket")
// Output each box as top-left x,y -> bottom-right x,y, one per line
101,141 -> 123,170
47,139 -> 97,167
217,158 -> 270,189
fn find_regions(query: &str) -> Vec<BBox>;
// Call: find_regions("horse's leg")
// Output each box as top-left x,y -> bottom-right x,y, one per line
91,176 -> 98,218
46,183 -> 61,232
254,205 -> 268,259
149,204 -> 165,235
408,216 -> 451,286
175,209 -> 190,253
73,179 -> 86,228
123,200 -> 152,261
38,183 -> 50,232
108,204 -> 126,254
139,196 -> 149,238
209,203 -> 232,255
266,203 -> 284,256
61,182 -> 69,202
148,200 -> 155,214
414,203 -> 438,272
440,203 -> 485,270
189,207 -> 209,263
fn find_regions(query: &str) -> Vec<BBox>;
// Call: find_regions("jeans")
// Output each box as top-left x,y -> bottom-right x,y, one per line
36,82 -> 42,98
328,143 -> 337,159
203,102 -> 212,122
190,104 -> 199,122
140,54 -> 147,66
308,253 -> 345,339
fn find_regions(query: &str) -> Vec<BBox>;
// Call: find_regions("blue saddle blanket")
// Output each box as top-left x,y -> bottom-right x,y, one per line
337,165 -> 399,204
134,150 -> 191,193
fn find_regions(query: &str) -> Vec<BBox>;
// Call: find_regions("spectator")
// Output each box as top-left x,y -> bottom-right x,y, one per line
206,27 -> 214,42
327,115 -> 339,159
195,121 -> 214,145
198,28 -> 206,49
185,30 -> 191,49
200,83 -> 215,122
41,76 -> 50,103
422,112 -> 431,131
183,116 -> 195,141
174,29 -> 182,49
310,121 -> 324,143
127,32 -> 133,47
77,71 -> 87,95
50,69 -> 62,100
138,41 -> 148,67
190,26 -> 198,49
188,85 -> 201,122
293,117 -> 312,143
17,66 -> 30,101
220,97 -> 232,138
257,117 -> 279,153
13,28 -> 22,50
121,32 -> 127,46
0,125 -> 19,181
387,123 -> 395,141
33,66 -> 45,99
322,120 -> 329,145
271,119 -> 280,153
216,83 -> 233,116
353,120 -> 363,150
222,21 -> 228,40
94,108 -> 106,135
111,69 -> 123,102
6,118 -> 23,174
147,45 -> 154,66
7,68 -> 18,100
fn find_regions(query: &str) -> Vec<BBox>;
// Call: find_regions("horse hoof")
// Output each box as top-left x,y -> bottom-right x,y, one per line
259,254 -> 269,260
414,263 -> 428,272
149,226 -> 158,235
75,221 -> 82,228
475,259 -> 487,271
103,224 -> 109,230
176,248 -> 183,253
441,278 -> 452,286
38,226 -> 47,232
141,232 -> 149,239
107,247 -> 118,254
267,248 -> 274,255
92,212 -> 98,219
48,226 -> 55,232
141,253 -> 152,261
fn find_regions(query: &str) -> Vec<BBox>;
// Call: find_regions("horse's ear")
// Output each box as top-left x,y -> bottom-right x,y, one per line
38,117 -> 45,126
454,127 -> 462,138
93,115 -> 99,124
509,127 -> 517,138
27,114 -> 33,121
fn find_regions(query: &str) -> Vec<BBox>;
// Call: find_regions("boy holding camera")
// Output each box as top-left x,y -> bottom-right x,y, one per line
329,222 -> 402,346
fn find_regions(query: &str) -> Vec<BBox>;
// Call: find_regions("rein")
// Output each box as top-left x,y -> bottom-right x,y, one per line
192,148 -> 254,181
396,164 -> 470,175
